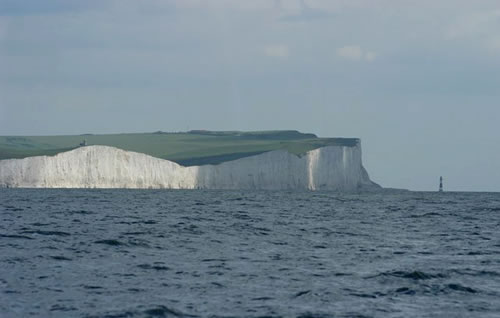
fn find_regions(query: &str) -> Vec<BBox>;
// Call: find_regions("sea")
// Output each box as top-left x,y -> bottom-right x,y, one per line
0,189 -> 499,318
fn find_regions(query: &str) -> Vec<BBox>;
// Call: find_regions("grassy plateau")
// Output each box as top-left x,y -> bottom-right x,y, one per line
0,130 -> 359,166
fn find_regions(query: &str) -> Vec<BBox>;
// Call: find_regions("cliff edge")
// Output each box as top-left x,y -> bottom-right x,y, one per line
0,144 -> 380,191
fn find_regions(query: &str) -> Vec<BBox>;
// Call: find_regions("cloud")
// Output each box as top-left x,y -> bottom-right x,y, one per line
364,51 -> 377,61
279,0 -> 332,22
487,37 -> 500,51
444,10 -> 500,53
264,44 -> 289,58
337,46 -> 376,62
169,0 -> 274,11
0,0 -> 103,16
445,10 -> 500,39
337,46 -> 362,60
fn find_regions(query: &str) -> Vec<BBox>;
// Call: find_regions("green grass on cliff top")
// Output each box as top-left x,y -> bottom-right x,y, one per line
0,130 -> 359,166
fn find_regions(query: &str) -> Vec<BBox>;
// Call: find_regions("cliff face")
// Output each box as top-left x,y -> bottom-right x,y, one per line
0,145 -> 379,191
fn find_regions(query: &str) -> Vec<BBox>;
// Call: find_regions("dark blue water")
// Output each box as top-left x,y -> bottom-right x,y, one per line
1,189 -> 500,318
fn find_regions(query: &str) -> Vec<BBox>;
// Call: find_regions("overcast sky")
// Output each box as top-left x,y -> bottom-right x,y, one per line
1,0 -> 499,191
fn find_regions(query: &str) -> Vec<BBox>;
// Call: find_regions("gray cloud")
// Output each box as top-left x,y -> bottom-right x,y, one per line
0,0 -> 104,16
279,0 -> 333,22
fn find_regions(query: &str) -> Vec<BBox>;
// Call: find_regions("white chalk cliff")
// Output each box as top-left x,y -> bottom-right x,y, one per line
0,145 -> 379,190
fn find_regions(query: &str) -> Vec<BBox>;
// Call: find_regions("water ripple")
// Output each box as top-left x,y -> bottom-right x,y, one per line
1,189 -> 499,317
